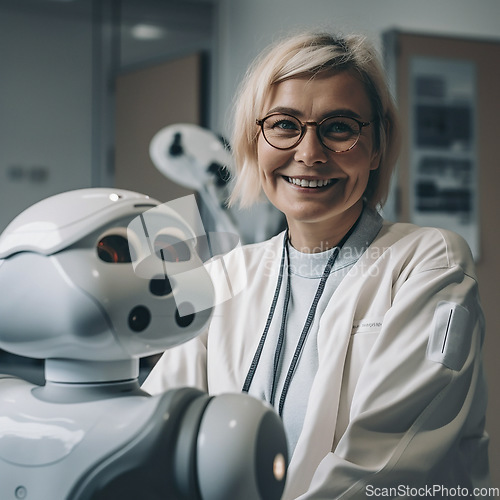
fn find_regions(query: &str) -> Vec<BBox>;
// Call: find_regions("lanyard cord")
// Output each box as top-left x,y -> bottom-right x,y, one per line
241,218 -> 361,416
271,244 -> 340,416
241,232 -> 288,395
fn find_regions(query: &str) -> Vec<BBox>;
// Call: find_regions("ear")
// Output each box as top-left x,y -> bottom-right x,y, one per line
370,149 -> 381,171
370,116 -> 390,171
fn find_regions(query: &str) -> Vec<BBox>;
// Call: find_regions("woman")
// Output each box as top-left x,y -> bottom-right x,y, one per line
143,32 -> 490,498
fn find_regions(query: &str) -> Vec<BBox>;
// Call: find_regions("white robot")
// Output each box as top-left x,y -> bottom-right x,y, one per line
0,188 -> 288,500
150,124 -> 286,245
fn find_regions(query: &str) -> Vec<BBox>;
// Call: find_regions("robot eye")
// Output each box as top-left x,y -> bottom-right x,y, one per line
97,235 -> 135,263
128,305 -> 151,332
154,234 -> 191,262
175,302 -> 195,327
149,274 -> 173,296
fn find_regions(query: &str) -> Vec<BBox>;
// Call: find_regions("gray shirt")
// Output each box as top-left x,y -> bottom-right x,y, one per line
247,208 -> 383,456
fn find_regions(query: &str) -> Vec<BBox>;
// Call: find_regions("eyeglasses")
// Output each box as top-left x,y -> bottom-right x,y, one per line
256,113 -> 371,153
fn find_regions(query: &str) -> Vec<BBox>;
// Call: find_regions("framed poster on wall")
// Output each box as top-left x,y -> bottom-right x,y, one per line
408,56 -> 479,257
384,31 -> 480,258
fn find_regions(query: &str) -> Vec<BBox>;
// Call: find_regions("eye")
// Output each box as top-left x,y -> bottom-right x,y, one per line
264,114 -> 301,136
154,234 -> 191,262
97,235 -> 135,263
321,117 -> 359,139
274,119 -> 299,131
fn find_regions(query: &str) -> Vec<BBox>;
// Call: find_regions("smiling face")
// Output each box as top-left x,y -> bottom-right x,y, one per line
257,70 -> 380,251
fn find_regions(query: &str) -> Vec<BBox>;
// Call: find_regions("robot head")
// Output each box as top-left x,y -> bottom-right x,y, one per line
0,189 -> 215,381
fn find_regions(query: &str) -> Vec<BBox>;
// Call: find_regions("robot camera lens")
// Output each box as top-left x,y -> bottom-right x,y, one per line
150,275 -> 173,296
175,302 -> 195,328
154,234 -> 191,262
98,235 -> 135,263
128,305 -> 151,332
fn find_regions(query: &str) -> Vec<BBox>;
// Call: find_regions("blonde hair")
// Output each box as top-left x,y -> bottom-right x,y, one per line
229,32 -> 400,210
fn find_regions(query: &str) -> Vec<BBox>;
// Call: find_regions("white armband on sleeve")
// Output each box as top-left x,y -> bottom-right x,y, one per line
426,301 -> 471,371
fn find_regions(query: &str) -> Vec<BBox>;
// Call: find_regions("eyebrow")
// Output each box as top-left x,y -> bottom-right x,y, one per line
265,106 -> 364,120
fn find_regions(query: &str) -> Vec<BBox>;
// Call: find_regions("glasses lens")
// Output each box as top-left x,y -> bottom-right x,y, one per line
262,114 -> 302,149
319,116 -> 361,152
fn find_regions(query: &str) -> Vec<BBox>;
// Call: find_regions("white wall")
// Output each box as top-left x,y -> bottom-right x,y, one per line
0,4 -> 94,231
213,0 -> 500,136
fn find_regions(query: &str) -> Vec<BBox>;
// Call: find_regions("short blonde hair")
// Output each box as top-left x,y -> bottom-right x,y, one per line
229,32 -> 400,210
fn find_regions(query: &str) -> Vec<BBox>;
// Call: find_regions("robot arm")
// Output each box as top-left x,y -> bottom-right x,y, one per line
71,388 -> 287,500
193,393 -> 287,500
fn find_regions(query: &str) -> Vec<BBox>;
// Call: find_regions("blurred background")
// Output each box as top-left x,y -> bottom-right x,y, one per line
0,0 -> 498,487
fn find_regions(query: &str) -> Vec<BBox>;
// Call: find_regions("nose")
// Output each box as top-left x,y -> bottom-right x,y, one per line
293,125 -> 328,166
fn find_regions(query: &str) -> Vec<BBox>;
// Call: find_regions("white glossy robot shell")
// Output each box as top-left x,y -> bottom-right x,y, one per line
0,188 -> 159,258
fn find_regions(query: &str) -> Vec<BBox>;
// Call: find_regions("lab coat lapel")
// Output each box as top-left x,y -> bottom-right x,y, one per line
283,274 -> 356,497
235,232 -> 287,382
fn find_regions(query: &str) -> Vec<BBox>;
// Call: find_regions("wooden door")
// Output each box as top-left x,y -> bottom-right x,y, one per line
114,53 -> 205,202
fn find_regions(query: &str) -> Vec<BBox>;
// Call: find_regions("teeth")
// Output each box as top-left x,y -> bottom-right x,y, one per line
288,177 -> 333,188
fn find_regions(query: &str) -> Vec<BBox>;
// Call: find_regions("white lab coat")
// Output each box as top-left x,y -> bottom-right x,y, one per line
143,219 -> 490,499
